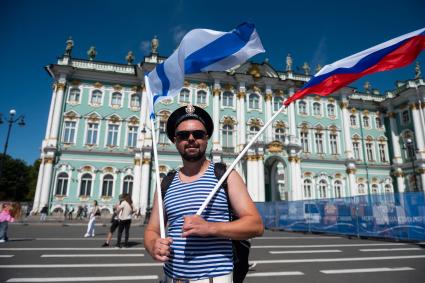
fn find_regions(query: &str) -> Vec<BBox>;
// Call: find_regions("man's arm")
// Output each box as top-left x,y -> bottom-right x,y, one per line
143,192 -> 172,262
182,170 -> 264,240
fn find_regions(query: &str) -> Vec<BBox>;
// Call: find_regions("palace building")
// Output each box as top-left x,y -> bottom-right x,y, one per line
32,38 -> 425,215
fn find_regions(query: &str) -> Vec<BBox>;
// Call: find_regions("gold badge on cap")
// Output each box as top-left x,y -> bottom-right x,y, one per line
185,104 -> 195,114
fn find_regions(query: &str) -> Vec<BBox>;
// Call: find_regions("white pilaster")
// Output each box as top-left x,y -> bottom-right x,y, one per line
388,111 -> 402,164
246,155 -> 257,200
265,87 -> 273,143
140,157 -> 151,214
289,157 -> 301,200
409,102 -> 425,159
213,82 -> 221,151
287,88 -> 297,138
237,84 -> 246,152
49,80 -> 66,146
395,171 -> 406,193
257,156 -> 265,202
39,159 -> 54,208
132,155 -> 142,211
44,85 -> 57,141
347,169 -> 357,197
32,160 -> 45,212
340,100 -> 354,159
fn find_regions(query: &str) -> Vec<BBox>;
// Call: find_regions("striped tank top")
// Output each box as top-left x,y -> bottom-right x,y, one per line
163,162 -> 233,280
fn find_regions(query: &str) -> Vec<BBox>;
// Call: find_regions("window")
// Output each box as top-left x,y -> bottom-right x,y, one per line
353,142 -> 360,160
358,184 -> 365,194
106,124 -> 119,146
196,90 -> 207,105
158,120 -> 167,144
101,174 -> 114,197
127,126 -> 138,147
378,143 -> 387,162
402,111 -> 410,124
130,94 -> 141,108
79,173 -> 92,196
222,124 -> 234,148
301,131 -> 309,152
375,117 -> 382,128
90,90 -> 102,105
330,133 -> 338,154
327,104 -> 335,116
274,128 -> 285,142
249,125 -> 260,140
363,116 -> 370,127
299,101 -> 307,114
68,88 -> 80,103
304,179 -> 312,198
313,102 -> 321,116
55,172 -> 68,196
222,91 -> 234,107
111,92 -> 122,107
334,181 -> 342,198
86,123 -> 99,145
371,184 -> 378,194
319,180 -> 327,198
384,184 -> 392,193
315,132 -> 324,154
366,142 -> 374,161
249,93 -> 260,109
274,97 -> 283,111
63,121 -> 76,143
123,175 -> 133,195
179,89 -> 190,103
350,115 -> 357,126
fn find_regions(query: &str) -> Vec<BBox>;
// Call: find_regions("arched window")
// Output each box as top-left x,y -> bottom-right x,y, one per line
123,175 -> 134,195
319,180 -> 327,198
222,91 -> 234,107
90,90 -> 102,105
222,124 -> 234,148
274,128 -> 285,142
249,125 -> 260,140
130,94 -> 141,108
334,180 -> 342,198
79,173 -> 92,196
371,184 -> 378,194
375,117 -> 382,128
102,174 -> 114,197
299,101 -> 307,114
158,120 -> 167,144
358,184 -> 365,194
179,89 -> 190,103
196,90 -> 207,105
111,92 -> 122,107
350,115 -> 357,126
69,88 -> 80,103
273,97 -> 283,111
327,104 -> 335,116
304,179 -> 312,198
402,110 -> 410,124
249,93 -> 260,109
55,172 -> 69,196
313,102 -> 321,116
363,116 -> 370,127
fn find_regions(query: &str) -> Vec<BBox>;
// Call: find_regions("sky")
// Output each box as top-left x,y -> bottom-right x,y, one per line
0,0 -> 424,165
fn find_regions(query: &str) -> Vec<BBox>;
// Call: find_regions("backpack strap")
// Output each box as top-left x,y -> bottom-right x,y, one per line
160,170 -> 177,200
214,162 -> 236,221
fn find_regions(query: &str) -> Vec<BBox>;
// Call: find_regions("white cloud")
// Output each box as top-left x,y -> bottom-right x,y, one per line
311,37 -> 328,72
139,40 -> 151,55
170,25 -> 187,45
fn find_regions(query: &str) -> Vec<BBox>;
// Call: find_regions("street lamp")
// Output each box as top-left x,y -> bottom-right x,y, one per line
0,109 -> 26,179
405,138 -> 418,191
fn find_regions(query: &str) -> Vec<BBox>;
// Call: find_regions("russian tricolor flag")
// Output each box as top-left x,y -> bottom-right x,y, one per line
284,27 -> 425,106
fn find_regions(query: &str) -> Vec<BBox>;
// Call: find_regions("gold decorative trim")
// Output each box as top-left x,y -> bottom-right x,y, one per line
87,114 -> 101,122
265,93 -> 273,101
93,82 -> 103,89
314,96 -> 321,101
108,115 -> 120,123
184,80 -> 191,87
363,109 -> 369,115
237,91 -> 246,99
350,107 -> 357,114
409,103 -> 419,110
113,84 -> 123,91
387,112 -> 396,118
328,97 -> 335,102
224,84 -> 234,91
142,158 -> 151,165
246,155 -> 256,161
82,165 -> 93,172
134,159 -> 141,166
56,83 -> 66,91
198,82 -> 208,89
346,168 -> 357,174
64,111 -> 78,119
252,85 -> 261,92
339,102 -> 348,109
417,168 -> 425,174
267,141 -> 283,153
44,157 -> 54,164
159,165 -> 167,173
213,88 -> 221,96
288,156 -> 300,163
128,117 -> 139,124
223,116 -> 236,126
70,80 -> 80,86
393,170 -> 405,177
103,167 -> 114,173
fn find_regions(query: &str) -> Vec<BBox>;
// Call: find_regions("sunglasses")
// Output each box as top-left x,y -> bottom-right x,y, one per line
175,130 -> 207,140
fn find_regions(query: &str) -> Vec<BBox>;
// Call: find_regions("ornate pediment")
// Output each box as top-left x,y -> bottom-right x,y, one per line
267,141 -> 283,153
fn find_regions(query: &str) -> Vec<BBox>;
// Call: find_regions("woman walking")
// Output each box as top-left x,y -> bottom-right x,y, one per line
0,202 -> 21,243
115,194 -> 133,248
84,200 -> 100,237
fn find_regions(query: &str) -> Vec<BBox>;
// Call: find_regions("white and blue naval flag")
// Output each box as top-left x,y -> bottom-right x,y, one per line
145,22 -> 265,117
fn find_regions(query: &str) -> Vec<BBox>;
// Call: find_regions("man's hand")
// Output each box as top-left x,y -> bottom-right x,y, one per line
182,215 -> 214,237
152,237 -> 173,262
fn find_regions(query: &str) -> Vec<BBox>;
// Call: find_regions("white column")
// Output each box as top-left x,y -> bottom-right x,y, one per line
409,102 -> 425,159
49,81 -> 66,146
212,82 -> 221,150
419,169 -> 425,192
257,156 -> 265,202
44,84 -> 58,140
347,168 -> 357,197
39,158 -> 54,207
246,155 -> 257,200
140,157 -> 151,214
132,155 -> 142,211
237,84 -> 246,151
32,160 -> 45,212
289,156 -> 301,200
387,111 -> 402,164
394,170 -> 406,193
287,88 -> 297,138
265,87 -> 273,143
340,101 -> 354,159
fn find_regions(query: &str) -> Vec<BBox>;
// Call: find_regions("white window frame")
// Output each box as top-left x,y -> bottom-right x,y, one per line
303,179 -> 312,199
221,91 -> 235,108
366,141 -> 374,161
126,125 -> 139,148
298,100 -> 308,115
334,180 -> 343,198
273,96 -> 284,112
63,120 -> 78,144
179,88 -> 191,104
350,114 -> 357,127
54,172 -> 69,196
327,103 -> 336,117
300,131 -> 309,153
248,93 -> 262,111
129,93 -> 141,110
122,175 -> 134,195
110,92 -> 123,108
313,102 -> 322,116
101,174 -> 114,197
89,90 -> 103,106
196,90 -> 208,106
85,121 -> 100,146
105,123 -> 120,147
221,124 -> 235,149
329,133 -> 339,155
78,173 -> 93,197
315,132 -> 325,154
67,87 -> 81,104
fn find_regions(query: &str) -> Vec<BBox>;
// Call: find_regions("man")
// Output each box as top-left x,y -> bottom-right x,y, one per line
144,104 -> 264,282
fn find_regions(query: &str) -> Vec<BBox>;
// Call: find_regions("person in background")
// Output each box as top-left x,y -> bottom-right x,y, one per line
40,205 -> 48,222
68,205 -> 74,220
76,205 -> 83,220
84,200 -> 100,238
115,193 -> 133,248
101,198 -> 122,247
0,202 -> 21,243
64,204 -> 69,221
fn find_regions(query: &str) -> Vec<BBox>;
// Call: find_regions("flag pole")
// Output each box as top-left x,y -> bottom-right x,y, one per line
144,76 -> 166,238
196,103 -> 287,215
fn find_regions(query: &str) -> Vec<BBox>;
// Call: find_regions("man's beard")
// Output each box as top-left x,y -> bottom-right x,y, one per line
180,146 -> 206,162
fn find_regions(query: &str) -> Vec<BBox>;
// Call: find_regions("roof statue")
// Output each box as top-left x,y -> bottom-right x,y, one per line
415,61 -> 421,79
87,46 -> 97,61
126,51 -> 134,64
315,64 -> 322,73
363,81 -> 371,93
151,35 -> 159,54
64,36 -> 74,57
286,53 -> 292,71
302,62 -> 310,75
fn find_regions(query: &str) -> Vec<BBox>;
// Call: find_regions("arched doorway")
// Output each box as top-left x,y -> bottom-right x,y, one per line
265,157 -> 288,201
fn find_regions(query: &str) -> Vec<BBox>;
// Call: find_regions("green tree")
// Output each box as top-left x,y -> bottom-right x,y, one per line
26,159 -> 41,200
0,155 -> 33,201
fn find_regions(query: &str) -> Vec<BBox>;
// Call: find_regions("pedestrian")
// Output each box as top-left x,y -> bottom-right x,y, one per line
40,205 -> 48,222
101,200 -> 121,247
68,205 -> 74,220
144,105 -> 264,282
76,205 -> 83,220
84,200 -> 100,238
83,205 -> 88,218
0,202 -> 21,242
64,204 -> 69,221
115,193 -> 133,248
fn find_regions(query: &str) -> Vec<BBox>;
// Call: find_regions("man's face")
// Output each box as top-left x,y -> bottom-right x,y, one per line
174,119 -> 208,162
